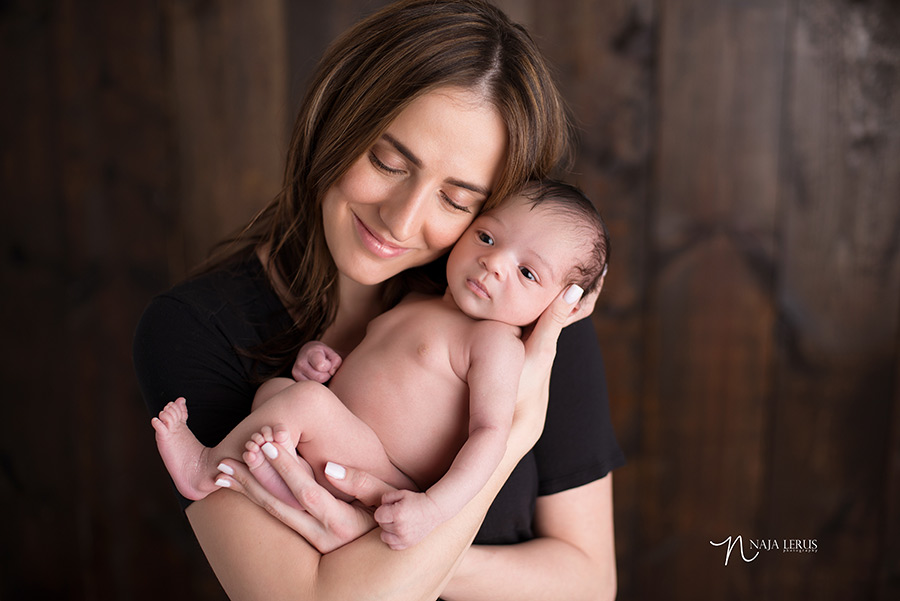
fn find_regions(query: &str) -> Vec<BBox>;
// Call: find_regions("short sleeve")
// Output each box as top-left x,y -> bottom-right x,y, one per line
133,293 -> 259,447
533,318 -> 625,496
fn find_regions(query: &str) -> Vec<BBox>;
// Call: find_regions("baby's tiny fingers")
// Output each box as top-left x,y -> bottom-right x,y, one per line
310,350 -> 329,370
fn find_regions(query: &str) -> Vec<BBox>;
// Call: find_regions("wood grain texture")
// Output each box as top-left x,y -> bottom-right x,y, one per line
1,0 -> 219,598
165,0 -> 288,268
633,2 -> 787,598
764,0 -> 900,598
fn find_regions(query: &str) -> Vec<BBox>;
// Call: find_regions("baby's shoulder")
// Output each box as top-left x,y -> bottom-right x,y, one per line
468,319 -> 524,354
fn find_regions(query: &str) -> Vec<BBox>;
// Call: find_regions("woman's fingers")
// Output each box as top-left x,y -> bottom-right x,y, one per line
323,461 -> 399,508
569,283 -> 600,324
510,285 -> 585,450
525,284 -> 584,363
216,459 -> 326,535
251,441 -> 345,524
217,454 -> 378,553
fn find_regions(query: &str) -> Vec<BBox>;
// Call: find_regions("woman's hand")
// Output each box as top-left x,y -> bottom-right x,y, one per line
513,284 -> 591,452
216,442 -> 398,554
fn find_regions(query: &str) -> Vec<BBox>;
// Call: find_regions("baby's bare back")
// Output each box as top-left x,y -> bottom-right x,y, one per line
328,296 -> 480,488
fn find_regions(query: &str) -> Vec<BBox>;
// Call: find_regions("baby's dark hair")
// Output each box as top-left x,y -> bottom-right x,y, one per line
520,179 -> 610,295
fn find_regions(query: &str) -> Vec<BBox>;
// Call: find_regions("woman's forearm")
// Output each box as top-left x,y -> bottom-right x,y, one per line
187,419 -> 533,601
440,538 -> 615,601
190,487 -> 468,601
441,477 -> 618,601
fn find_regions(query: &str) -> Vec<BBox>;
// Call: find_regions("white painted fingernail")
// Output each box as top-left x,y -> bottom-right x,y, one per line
215,478 -> 231,488
564,284 -> 584,304
217,463 -> 234,475
262,442 -> 279,459
325,462 -> 346,480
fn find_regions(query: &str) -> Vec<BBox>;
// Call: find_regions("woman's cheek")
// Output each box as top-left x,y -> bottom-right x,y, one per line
431,216 -> 476,255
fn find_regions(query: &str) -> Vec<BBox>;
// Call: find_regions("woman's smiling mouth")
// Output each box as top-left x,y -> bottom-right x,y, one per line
353,214 -> 411,259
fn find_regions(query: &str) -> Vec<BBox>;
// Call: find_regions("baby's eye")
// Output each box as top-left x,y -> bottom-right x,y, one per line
478,232 -> 494,245
519,266 -> 536,281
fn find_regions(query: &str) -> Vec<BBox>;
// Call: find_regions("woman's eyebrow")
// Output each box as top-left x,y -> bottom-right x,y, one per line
382,133 -> 491,198
448,178 -> 490,197
382,133 -> 422,168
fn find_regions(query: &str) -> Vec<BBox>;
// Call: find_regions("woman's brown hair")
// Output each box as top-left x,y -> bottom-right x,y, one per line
209,0 -> 573,370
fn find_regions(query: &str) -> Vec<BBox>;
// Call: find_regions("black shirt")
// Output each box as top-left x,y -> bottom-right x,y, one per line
133,255 -> 624,545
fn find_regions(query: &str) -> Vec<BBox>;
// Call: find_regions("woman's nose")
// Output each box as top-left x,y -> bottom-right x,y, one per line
380,184 -> 429,243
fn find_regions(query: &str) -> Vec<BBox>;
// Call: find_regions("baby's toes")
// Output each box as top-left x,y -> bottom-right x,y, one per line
273,425 -> 291,445
158,406 -> 178,428
243,447 -> 265,469
172,397 -> 188,420
259,425 -> 274,442
241,440 -> 265,470
248,432 -> 265,448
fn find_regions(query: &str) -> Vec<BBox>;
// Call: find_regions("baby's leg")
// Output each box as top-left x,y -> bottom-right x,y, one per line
244,380 -> 419,501
152,391 -> 308,502
152,397 -> 216,500
252,376 -> 295,411
231,377 -> 319,508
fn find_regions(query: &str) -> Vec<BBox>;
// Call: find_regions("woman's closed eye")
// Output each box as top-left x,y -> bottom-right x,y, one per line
370,151 -> 472,214
369,151 -> 405,175
441,191 -> 471,213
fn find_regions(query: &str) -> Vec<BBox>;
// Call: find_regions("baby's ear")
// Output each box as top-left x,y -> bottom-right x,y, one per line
566,283 -> 601,325
592,264 -> 608,297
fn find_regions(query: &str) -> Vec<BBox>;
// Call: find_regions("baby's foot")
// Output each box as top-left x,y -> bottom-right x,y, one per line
151,398 -> 215,500
243,425 -> 310,510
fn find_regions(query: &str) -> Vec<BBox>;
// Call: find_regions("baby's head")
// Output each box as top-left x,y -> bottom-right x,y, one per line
446,180 -> 610,327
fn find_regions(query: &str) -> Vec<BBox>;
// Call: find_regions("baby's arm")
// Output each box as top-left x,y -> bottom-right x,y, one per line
292,340 -> 343,383
375,321 -> 524,550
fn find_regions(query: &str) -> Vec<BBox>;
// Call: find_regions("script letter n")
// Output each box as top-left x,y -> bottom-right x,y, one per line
710,535 -> 760,566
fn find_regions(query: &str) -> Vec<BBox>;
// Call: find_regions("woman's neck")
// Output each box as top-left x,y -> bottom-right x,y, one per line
257,243 -> 383,355
322,273 -> 384,355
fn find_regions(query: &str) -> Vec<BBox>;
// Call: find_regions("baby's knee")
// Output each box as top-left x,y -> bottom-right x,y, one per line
253,376 -> 295,410
271,380 -> 335,415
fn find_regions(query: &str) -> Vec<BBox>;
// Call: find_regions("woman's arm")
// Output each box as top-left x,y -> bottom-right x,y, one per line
189,438 -> 522,601
186,286 -> 585,601
439,475 -> 617,601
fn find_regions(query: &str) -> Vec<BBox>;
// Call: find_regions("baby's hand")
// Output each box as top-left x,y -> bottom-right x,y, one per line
292,341 -> 342,383
374,489 -> 444,550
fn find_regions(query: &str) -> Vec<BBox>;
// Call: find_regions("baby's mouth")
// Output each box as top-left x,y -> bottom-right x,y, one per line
465,278 -> 491,299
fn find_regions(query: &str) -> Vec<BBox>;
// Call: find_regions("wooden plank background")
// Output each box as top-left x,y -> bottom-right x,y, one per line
2,1 -> 897,599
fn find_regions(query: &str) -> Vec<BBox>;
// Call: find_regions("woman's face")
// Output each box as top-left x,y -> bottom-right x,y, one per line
322,87 -> 507,286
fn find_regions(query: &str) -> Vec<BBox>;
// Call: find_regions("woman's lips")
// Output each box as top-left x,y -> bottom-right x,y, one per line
353,214 -> 411,259
466,278 -> 491,299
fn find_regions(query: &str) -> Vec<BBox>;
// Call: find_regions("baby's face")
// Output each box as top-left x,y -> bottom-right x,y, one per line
445,195 -> 586,326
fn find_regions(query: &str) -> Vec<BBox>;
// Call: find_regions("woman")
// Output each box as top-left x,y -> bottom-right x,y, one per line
134,1 -> 624,599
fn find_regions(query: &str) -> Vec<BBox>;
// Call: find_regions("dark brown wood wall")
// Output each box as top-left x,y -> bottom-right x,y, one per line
2,1 -> 898,599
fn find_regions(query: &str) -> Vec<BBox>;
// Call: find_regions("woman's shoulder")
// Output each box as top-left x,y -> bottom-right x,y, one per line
163,254 -> 269,311
133,255 -> 283,453
134,253 -> 290,364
